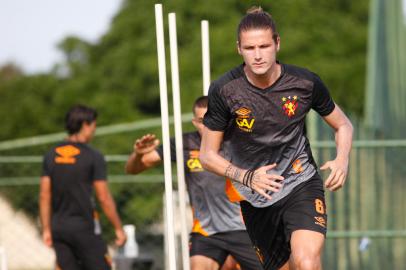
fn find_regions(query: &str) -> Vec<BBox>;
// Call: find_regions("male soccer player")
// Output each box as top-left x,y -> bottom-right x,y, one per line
40,105 -> 126,270
200,7 -> 353,270
126,96 -> 262,270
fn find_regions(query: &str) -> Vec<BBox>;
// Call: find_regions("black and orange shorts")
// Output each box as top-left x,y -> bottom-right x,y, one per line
240,173 -> 327,270
52,229 -> 111,270
189,230 -> 263,270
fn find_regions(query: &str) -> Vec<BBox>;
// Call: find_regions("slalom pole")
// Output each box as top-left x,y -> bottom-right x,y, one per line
154,4 -> 177,270
201,20 -> 211,95
168,13 -> 190,270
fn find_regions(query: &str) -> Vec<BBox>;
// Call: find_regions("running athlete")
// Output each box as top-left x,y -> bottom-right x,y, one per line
39,105 -> 126,270
200,7 -> 353,270
125,96 -> 262,270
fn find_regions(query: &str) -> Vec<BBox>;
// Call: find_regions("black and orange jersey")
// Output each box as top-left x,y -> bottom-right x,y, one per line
42,141 -> 107,232
156,131 -> 246,236
203,63 -> 335,207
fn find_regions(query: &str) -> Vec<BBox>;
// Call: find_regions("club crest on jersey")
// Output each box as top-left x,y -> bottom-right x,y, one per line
235,107 -> 255,132
281,96 -> 299,117
186,150 -> 203,172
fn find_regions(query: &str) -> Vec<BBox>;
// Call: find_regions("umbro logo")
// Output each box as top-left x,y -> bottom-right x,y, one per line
314,216 -> 326,228
55,145 -> 80,164
235,107 -> 255,132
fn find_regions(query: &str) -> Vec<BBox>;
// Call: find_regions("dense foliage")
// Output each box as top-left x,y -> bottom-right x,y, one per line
0,0 -> 369,241
0,0 -> 369,142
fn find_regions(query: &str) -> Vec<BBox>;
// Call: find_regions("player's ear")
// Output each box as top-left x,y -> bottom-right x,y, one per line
192,118 -> 199,129
237,41 -> 242,55
276,36 -> 281,52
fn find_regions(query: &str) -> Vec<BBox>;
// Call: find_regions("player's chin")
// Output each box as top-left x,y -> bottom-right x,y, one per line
250,67 -> 269,76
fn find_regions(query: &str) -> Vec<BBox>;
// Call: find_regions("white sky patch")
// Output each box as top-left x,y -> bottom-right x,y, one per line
403,0 -> 406,25
0,0 -> 122,74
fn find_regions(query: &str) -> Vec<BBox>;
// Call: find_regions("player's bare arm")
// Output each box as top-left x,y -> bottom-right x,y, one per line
200,126 -> 284,200
125,133 -> 161,174
39,176 -> 52,247
320,104 -> 353,191
94,181 -> 127,246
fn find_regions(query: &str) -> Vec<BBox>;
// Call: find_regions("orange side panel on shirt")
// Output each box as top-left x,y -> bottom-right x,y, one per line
225,178 -> 245,202
292,159 -> 304,173
191,218 -> 209,237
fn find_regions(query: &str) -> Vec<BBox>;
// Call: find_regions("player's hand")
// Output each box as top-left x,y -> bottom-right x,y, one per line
115,228 -> 127,247
133,134 -> 160,155
42,229 -> 53,247
251,163 -> 284,200
321,157 -> 349,191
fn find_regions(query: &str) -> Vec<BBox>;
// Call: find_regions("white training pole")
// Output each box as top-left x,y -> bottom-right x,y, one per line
201,20 -> 211,95
0,247 -> 7,270
168,13 -> 190,270
154,4 -> 177,270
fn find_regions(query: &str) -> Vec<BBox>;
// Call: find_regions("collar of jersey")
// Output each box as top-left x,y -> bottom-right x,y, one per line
241,61 -> 285,93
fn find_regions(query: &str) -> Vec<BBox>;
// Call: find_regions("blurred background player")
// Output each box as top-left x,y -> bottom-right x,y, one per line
125,96 -> 262,270
39,104 -> 126,270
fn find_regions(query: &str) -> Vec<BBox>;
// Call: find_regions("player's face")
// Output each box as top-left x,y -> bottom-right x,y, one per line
192,106 -> 207,136
82,121 -> 97,142
238,28 -> 280,77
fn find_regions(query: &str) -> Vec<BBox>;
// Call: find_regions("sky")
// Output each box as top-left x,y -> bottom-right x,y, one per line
404,0 -> 406,24
0,0 -> 123,74
1,1 -> 404,74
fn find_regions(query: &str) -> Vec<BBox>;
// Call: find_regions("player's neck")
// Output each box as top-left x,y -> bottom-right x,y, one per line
245,63 -> 281,89
67,133 -> 89,144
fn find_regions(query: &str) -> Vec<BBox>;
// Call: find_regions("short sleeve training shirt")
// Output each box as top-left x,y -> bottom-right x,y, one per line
42,141 -> 107,231
156,131 -> 246,235
204,63 -> 335,207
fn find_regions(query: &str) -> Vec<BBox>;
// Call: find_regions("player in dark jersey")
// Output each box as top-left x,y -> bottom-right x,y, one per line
125,96 -> 262,270
39,105 -> 126,270
200,7 -> 353,270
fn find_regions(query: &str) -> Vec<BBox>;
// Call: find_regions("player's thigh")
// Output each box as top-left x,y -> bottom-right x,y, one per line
283,177 -> 326,268
53,240 -> 81,270
72,232 -> 111,270
190,233 -> 228,270
191,255 -> 221,270
290,229 -> 324,264
221,256 -> 239,270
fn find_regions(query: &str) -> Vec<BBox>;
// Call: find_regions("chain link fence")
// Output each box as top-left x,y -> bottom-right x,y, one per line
316,143 -> 406,270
